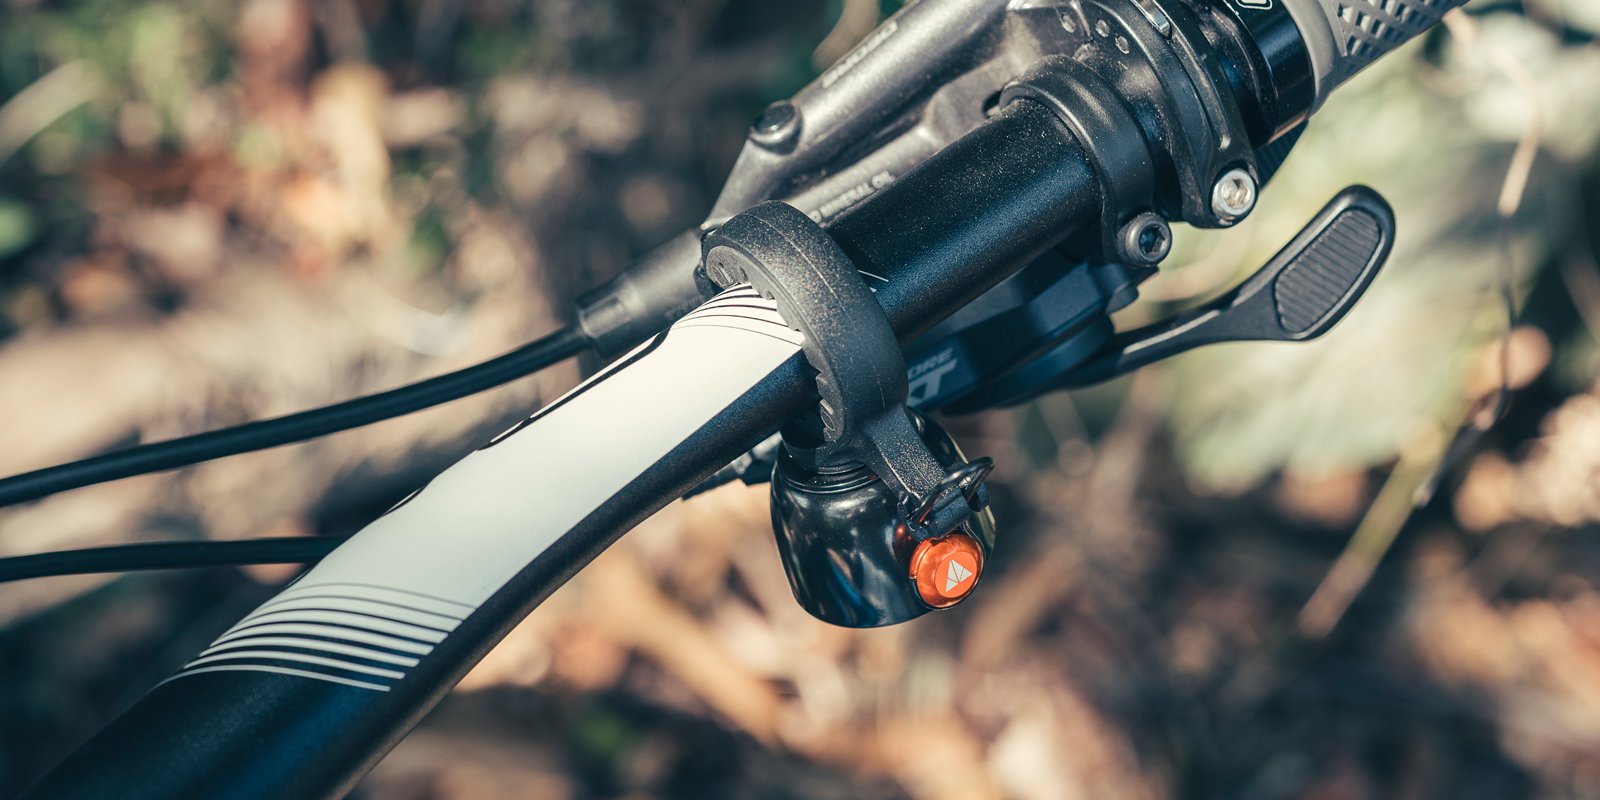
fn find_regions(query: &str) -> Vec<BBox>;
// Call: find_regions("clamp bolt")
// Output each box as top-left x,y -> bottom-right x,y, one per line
1211,168 -> 1257,223
750,101 -> 801,150
1117,212 -> 1172,265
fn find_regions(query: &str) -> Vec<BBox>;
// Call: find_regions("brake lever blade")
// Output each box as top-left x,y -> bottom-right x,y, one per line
1059,185 -> 1396,388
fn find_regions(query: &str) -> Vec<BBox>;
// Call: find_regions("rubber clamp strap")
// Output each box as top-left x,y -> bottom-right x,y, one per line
700,201 -> 949,503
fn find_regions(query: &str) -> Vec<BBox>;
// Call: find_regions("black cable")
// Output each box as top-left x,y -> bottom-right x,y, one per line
0,327 -> 589,508
0,537 -> 344,583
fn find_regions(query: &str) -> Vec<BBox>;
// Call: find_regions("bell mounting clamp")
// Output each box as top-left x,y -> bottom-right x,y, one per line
700,201 -> 991,540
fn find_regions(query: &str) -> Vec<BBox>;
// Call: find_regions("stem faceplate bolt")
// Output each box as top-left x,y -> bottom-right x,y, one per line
1211,168 -> 1257,223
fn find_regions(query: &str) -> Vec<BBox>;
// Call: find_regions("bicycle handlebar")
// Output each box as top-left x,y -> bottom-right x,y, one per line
20,94 -> 1102,800
19,0 -> 1470,795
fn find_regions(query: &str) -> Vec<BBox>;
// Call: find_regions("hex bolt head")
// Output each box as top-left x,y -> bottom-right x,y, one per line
750,101 -> 801,150
706,255 -> 736,287
1211,168 -> 1257,223
1117,212 -> 1172,265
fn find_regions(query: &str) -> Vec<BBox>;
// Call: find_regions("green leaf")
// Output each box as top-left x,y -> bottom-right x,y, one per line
0,199 -> 36,259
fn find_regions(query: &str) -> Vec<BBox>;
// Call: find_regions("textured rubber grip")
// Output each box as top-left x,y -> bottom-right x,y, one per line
1282,0 -> 1471,108
1327,0 -> 1468,80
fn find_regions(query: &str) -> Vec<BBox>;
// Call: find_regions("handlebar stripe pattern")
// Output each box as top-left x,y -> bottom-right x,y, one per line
163,582 -> 468,692
154,285 -> 803,696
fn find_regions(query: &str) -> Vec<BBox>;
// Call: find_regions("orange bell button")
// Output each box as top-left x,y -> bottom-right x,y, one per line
909,532 -> 984,608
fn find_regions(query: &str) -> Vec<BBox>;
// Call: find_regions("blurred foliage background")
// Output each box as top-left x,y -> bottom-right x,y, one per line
0,0 -> 1598,797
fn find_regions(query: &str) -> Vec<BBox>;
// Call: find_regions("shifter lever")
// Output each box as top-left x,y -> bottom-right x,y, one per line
1057,185 -> 1395,388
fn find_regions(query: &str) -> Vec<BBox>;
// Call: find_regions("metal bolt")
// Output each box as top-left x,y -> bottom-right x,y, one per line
1117,212 -> 1172,265
1210,168 -> 1257,223
750,101 -> 801,150
1059,11 -> 1077,33
1115,35 -> 1130,54
707,256 -> 734,286
1094,19 -> 1111,37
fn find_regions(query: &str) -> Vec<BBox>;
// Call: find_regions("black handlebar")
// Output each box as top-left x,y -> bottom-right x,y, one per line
825,100 -> 1101,342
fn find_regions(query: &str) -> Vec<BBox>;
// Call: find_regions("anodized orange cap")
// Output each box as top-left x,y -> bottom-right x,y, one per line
908,532 -> 984,608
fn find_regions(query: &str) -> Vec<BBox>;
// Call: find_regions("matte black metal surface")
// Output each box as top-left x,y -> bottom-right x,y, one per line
826,98 -> 1101,342
904,255 -> 1142,412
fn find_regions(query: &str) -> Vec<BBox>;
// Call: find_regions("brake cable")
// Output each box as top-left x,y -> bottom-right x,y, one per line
0,537 -> 344,583
0,327 -> 588,509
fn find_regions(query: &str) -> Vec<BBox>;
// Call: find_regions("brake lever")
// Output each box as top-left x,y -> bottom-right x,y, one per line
1055,185 -> 1395,389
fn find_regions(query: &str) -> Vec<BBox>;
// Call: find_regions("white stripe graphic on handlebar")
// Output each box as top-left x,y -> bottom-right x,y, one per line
208,623 -> 434,655
200,637 -> 422,667
171,285 -> 804,691
239,596 -> 462,631
274,581 -> 474,616
250,593 -> 463,625
185,650 -> 407,680
219,609 -> 449,643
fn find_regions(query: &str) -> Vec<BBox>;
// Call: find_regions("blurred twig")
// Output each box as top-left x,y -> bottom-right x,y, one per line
1298,8 -> 1549,637
0,61 -> 101,168
1423,8 -> 1543,504
585,548 -> 785,745
1556,194 -> 1600,341
1297,426 -> 1449,637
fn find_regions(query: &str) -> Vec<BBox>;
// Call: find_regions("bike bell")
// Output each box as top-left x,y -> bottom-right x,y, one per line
769,413 -> 996,628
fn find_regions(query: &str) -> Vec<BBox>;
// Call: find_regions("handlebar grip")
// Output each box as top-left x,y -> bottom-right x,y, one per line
1282,0 -> 1470,108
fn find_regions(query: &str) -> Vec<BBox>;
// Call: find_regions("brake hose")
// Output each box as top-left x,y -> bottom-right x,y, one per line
0,327 -> 588,508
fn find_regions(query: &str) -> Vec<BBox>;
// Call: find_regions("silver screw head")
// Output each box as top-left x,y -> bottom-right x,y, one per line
1210,168 -> 1257,223
1117,212 -> 1171,265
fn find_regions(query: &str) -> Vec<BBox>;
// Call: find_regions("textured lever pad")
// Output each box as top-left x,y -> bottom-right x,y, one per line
1327,0 -> 1471,81
1272,206 -> 1385,334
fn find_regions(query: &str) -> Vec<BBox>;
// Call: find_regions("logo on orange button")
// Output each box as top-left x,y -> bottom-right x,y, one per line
909,532 -> 984,608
